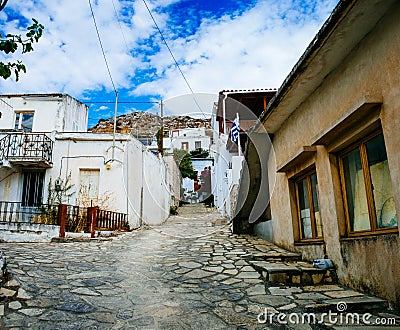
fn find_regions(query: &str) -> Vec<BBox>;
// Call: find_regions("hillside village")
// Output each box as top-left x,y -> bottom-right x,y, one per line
89,112 -> 211,136
0,0 -> 399,327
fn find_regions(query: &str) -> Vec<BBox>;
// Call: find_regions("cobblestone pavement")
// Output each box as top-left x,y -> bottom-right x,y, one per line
0,204 -> 399,329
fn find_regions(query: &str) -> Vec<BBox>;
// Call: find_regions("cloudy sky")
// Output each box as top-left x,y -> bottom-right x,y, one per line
0,0 -> 339,127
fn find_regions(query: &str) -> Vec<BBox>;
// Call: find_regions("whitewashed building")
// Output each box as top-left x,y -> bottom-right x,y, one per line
0,94 -> 175,230
211,90 -> 276,220
211,119 -> 243,218
163,127 -> 212,154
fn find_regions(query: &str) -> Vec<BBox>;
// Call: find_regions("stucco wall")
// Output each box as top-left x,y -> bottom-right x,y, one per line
124,137 -> 171,227
48,134 -> 128,213
63,95 -> 89,132
0,133 -> 173,230
164,155 -> 182,206
0,94 -> 88,132
0,223 -> 60,243
0,168 -> 19,203
266,3 -> 400,307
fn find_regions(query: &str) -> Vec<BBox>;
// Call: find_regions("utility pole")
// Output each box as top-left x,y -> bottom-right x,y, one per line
112,91 -> 119,161
160,99 -> 164,156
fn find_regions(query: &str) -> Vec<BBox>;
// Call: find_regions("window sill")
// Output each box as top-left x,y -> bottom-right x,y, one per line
340,231 -> 399,242
294,240 -> 325,246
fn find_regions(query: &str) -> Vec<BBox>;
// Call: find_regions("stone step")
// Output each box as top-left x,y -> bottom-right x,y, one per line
249,260 -> 337,285
302,294 -> 388,313
251,251 -> 302,262
264,284 -> 388,313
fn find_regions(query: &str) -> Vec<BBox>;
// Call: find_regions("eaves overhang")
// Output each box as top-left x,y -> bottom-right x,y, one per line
254,0 -> 398,135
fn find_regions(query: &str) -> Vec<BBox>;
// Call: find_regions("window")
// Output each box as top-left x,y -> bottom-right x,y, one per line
78,169 -> 100,206
340,131 -> 397,235
195,141 -> 201,149
181,142 -> 189,151
15,112 -> 34,132
21,170 -> 44,206
295,171 -> 323,240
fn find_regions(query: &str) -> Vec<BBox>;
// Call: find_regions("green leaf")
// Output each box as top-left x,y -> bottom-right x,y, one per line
0,17 -> 44,81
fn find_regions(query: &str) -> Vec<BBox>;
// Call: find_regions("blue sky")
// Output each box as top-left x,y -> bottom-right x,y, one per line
0,0 -> 338,127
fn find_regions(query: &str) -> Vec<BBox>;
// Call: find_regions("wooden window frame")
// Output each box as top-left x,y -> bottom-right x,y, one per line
181,142 -> 189,151
339,129 -> 398,237
294,169 -> 323,242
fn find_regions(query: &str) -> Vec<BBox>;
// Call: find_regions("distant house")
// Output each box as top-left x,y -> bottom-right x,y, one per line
0,94 -> 176,234
235,0 -> 400,309
164,127 -> 212,154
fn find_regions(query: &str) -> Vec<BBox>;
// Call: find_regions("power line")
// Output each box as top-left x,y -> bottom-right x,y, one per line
88,0 -> 117,94
141,0 -> 208,119
88,101 -> 160,104
111,0 -> 137,74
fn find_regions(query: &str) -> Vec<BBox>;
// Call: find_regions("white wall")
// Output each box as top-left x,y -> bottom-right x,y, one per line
211,114 -> 243,218
0,94 -> 88,132
125,138 -> 172,227
164,155 -> 182,206
50,133 -> 173,228
0,223 -> 60,243
0,133 -> 173,229
212,133 -> 231,216
0,94 -> 174,229
0,167 -> 20,203
46,133 -> 129,214
163,127 -> 211,153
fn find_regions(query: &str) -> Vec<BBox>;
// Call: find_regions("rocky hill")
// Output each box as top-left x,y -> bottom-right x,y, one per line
89,112 -> 211,137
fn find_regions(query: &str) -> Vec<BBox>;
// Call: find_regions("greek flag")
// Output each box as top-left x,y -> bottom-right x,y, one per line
230,117 -> 239,143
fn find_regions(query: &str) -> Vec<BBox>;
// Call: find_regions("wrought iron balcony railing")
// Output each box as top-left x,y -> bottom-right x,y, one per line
0,132 -> 53,167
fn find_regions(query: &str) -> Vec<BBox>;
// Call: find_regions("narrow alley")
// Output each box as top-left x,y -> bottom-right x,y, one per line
0,204 -> 399,329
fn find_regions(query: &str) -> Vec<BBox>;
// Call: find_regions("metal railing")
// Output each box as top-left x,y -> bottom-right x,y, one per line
0,132 -> 53,164
0,201 -> 129,232
65,205 -> 87,233
0,201 -> 58,225
96,209 -> 129,231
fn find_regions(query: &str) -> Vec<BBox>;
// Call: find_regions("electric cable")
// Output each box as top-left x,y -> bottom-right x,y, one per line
88,0 -> 117,95
141,0 -> 209,119
111,0 -> 138,75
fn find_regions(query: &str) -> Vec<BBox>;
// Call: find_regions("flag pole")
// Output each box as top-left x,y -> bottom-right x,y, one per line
236,112 -> 242,157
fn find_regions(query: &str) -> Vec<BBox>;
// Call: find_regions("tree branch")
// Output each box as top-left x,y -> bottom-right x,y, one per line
0,0 -> 9,12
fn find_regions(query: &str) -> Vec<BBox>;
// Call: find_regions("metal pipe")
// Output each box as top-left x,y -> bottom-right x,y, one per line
59,155 -> 106,178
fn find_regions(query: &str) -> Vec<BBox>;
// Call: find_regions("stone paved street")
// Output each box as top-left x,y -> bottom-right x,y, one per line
0,204 -> 399,329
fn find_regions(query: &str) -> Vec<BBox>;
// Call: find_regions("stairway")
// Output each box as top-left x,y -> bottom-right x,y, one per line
242,237 -> 389,313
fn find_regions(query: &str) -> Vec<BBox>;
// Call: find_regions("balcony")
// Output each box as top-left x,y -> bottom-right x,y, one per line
0,132 -> 53,168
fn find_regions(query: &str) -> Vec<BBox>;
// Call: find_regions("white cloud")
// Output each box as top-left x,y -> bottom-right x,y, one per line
132,0 -> 339,99
0,0 -> 338,110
